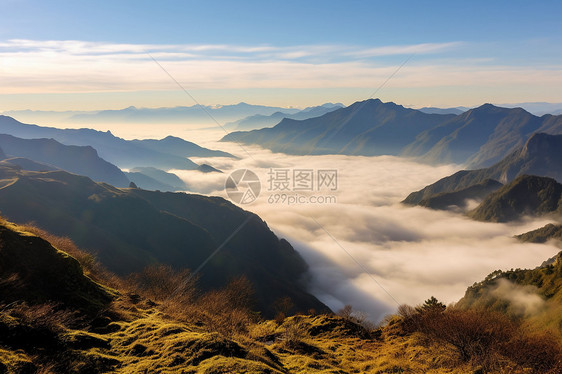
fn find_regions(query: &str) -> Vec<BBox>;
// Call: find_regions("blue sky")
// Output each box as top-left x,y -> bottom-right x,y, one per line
1,0 -> 561,110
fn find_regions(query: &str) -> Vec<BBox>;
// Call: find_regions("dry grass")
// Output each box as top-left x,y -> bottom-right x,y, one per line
17,222 -> 120,288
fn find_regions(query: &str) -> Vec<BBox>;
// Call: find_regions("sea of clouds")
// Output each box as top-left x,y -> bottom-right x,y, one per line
159,128 -> 560,322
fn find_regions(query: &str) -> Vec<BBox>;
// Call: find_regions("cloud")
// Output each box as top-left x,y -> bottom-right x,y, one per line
1,39 -> 561,97
490,279 -> 545,316
157,129 -> 562,322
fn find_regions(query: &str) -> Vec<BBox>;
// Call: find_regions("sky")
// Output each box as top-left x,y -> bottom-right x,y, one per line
1,0 -> 562,110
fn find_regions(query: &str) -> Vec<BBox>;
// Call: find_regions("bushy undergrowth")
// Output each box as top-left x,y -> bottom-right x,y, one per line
398,298 -> 562,373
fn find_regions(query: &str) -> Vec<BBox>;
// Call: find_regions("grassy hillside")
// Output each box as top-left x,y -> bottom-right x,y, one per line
2,219 -> 560,373
457,251 -> 562,334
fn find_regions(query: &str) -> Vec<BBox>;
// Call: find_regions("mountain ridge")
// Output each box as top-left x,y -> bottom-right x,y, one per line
403,133 -> 562,205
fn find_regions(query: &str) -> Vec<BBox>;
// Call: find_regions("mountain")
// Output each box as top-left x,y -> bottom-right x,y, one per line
417,179 -> 503,211
222,100 -> 562,166
0,134 -> 130,187
0,115 -> 202,170
403,133 -> 562,205
403,104 -> 562,167
126,167 -> 187,192
468,175 -> 562,222
131,135 -> 234,158
516,223 -> 562,244
225,103 -> 345,131
496,102 -> 562,116
65,103 -> 301,125
0,164 -> 327,316
417,106 -> 467,115
222,99 -> 455,156
197,163 -> 222,173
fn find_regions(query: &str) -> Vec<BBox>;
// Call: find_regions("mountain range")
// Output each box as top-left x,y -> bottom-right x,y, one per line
224,103 -> 345,131
0,115 -> 232,170
222,99 -> 562,167
222,99 -> 456,156
0,134 -> 130,187
3,103 -> 303,126
403,133 -> 562,207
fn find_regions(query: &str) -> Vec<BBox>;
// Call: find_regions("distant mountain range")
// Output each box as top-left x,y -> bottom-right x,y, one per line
222,99 -> 562,167
224,103 -> 345,131
3,103 -> 303,126
403,133 -> 562,207
223,99 -> 457,156
417,106 -> 467,115
0,134 -> 130,187
0,115 -> 234,170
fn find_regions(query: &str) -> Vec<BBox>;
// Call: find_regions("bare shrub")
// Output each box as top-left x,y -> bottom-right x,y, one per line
127,264 -> 196,304
4,302 -> 81,332
398,299 -> 562,373
196,276 -> 258,336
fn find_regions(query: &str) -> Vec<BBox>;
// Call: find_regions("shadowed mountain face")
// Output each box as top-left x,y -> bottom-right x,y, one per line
0,165 -> 328,316
403,133 -> 562,205
222,101 -> 562,166
0,116 -> 205,170
403,104 -> 553,166
222,99 -> 455,156
0,134 -> 130,187
417,179 -> 503,211
468,175 -> 562,222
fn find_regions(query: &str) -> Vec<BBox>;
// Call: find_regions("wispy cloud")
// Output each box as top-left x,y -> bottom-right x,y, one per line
0,39 -> 561,107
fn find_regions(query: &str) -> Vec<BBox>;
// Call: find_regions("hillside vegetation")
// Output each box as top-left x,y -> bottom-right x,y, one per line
1,218 -> 561,373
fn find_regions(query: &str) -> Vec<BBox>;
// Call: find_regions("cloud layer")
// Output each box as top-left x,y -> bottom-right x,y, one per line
167,130 -> 562,322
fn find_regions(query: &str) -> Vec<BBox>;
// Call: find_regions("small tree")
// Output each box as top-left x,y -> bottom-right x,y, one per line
417,296 -> 446,313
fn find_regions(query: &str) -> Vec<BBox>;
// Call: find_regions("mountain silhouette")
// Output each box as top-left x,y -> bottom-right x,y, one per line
0,134 -> 129,187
